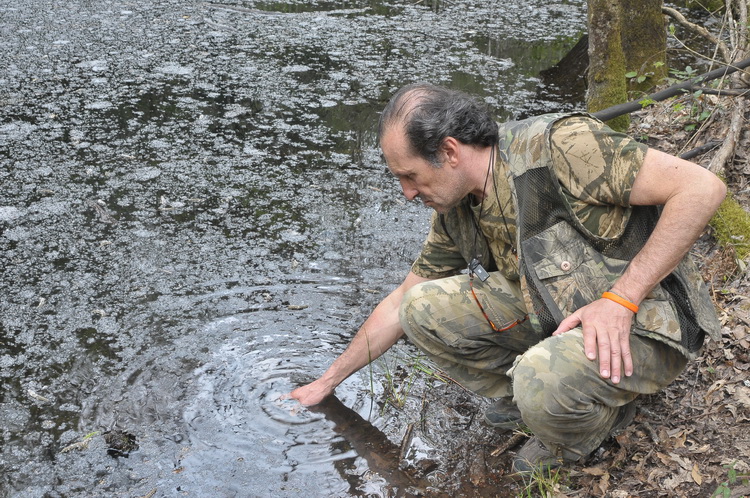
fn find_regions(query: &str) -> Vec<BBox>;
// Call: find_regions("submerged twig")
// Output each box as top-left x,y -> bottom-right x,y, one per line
490,432 -> 526,457
399,423 -> 415,461
86,199 -> 118,224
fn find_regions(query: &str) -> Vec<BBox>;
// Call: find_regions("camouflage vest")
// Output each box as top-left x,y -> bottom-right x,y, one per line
498,113 -> 720,359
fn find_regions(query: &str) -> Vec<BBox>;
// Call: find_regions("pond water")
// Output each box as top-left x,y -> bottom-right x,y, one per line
0,0 -> 587,495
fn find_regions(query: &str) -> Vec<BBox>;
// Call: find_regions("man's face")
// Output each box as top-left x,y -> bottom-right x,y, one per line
380,125 -> 468,213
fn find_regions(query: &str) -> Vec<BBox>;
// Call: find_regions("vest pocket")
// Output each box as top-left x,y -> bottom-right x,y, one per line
525,221 -> 614,318
632,286 -> 682,342
524,221 -> 682,342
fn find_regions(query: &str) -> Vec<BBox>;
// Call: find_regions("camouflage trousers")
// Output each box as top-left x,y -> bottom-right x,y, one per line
399,271 -> 688,460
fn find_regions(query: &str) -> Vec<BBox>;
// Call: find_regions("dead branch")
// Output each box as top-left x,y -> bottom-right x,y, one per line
690,87 -> 750,96
592,57 -> 750,121
662,6 -> 731,63
727,0 -> 749,62
708,96 -> 747,173
680,140 -> 723,160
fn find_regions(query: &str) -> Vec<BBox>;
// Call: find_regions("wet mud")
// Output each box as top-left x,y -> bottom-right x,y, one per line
1,0 -> 587,496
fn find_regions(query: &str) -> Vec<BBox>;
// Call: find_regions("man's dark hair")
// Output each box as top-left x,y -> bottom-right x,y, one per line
377,83 -> 499,166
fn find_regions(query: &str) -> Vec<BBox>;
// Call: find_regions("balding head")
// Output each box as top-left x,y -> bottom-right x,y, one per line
377,83 -> 499,167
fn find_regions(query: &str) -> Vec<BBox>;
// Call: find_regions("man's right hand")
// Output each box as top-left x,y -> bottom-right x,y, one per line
284,379 -> 334,406
283,272 -> 428,407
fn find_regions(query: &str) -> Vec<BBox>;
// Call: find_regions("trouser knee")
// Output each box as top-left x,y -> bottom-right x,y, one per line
510,333 -> 632,460
511,331 -> 687,460
398,276 -> 527,399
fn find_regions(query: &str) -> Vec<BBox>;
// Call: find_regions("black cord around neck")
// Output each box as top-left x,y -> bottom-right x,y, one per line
472,144 -> 515,263
471,146 -> 495,259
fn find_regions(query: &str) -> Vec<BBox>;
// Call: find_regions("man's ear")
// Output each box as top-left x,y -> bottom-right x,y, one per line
440,137 -> 460,168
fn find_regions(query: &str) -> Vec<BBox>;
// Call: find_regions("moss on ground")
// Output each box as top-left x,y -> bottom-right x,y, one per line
710,192 -> 750,260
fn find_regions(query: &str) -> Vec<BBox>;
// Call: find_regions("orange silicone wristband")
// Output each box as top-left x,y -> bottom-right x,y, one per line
601,291 -> 639,313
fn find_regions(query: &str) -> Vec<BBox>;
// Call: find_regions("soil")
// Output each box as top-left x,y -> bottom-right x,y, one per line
377,95 -> 750,497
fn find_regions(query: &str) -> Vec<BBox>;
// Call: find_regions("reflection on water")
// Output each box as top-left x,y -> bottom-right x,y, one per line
0,0 -> 588,495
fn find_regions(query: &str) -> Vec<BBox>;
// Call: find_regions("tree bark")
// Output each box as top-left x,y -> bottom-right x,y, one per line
621,0 -> 668,92
587,0 -> 630,130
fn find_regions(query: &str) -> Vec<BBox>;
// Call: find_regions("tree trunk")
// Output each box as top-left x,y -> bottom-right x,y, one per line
587,0 -> 630,131
621,0 -> 668,93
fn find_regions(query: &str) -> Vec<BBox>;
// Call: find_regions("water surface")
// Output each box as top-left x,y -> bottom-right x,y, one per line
0,0 -> 587,495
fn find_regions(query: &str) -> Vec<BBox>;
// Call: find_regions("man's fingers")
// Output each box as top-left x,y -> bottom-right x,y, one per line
553,313 -> 581,335
596,330 -> 611,378
562,299 -> 635,382
621,333 -> 634,377
609,342 -> 621,383
581,324 -> 598,361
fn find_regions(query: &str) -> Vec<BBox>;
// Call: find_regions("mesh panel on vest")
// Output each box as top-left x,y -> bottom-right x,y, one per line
515,168 -> 568,332
661,274 -> 705,352
514,167 -> 706,352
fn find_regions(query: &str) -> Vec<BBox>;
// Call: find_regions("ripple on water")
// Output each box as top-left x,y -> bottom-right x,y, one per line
180,312 -> 369,493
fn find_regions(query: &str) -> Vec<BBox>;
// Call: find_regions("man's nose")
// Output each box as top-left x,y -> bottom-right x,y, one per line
399,179 -> 419,201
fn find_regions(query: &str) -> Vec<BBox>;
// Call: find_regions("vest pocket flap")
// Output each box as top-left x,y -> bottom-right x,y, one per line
527,223 -> 588,280
522,221 -> 618,318
532,253 -> 584,279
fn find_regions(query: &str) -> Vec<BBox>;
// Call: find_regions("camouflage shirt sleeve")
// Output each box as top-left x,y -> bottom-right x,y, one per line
549,116 -> 648,238
410,211 -> 467,279
549,115 -> 648,207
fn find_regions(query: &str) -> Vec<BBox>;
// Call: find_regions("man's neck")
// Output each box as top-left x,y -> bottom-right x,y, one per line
468,145 -> 496,201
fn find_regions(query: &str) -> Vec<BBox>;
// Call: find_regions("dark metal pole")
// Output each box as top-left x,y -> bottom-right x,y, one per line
592,57 -> 750,122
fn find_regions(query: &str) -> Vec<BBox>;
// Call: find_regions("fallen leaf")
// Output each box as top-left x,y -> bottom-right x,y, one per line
688,443 -> 712,454
726,403 -> 739,418
734,386 -> 750,408
582,466 -> 607,476
663,468 -> 692,491
600,473 -> 610,494
667,427 -> 686,437
593,473 -> 610,496
656,452 -> 673,466
692,463 -> 702,485
726,485 -> 750,497
668,452 -> 694,471
706,379 -> 727,399
671,430 -> 687,448
733,326 -> 748,340
27,389 -> 51,403
615,433 -> 630,446
612,446 -> 628,467
647,467 -> 668,484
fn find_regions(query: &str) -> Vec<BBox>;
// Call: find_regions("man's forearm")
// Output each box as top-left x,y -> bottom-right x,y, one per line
315,290 -> 407,391
289,271 -> 430,405
614,153 -> 727,304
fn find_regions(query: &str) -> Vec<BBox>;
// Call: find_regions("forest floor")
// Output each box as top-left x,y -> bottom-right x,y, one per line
384,94 -> 750,497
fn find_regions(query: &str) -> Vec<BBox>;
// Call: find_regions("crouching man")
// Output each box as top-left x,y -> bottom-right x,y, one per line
288,83 -> 725,472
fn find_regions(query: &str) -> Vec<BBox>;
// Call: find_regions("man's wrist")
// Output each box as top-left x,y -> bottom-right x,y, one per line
318,371 -> 343,394
602,291 -> 639,313
608,281 -> 646,306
